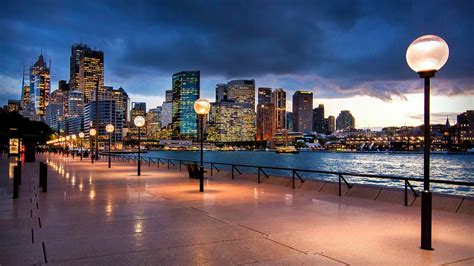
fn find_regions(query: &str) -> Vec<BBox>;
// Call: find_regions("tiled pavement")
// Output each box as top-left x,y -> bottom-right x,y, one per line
0,154 -> 473,265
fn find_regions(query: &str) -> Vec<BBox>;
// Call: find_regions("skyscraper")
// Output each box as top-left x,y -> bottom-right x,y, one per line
70,44 -> 104,103
327,115 -> 336,133
256,103 -> 275,141
227,79 -> 255,108
67,90 -> 84,117
84,100 -> 122,143
258,87 -> 272,105
336,110 -> 355,130
286,112 -> 293,131
171,71 -> 200,140
207,101 -> 256,142
216,83 -> 229,102
272,88 -> 286,132
165,90 -> 173,102
313,104 -> 325,133
30,54 -> 51,120
292,91 -> 313,133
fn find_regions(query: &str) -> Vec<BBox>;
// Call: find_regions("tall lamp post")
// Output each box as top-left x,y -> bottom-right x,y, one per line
193,99 -> 211,192
90,129 -> 97,164
71,134 -> 77,159
134,116 -> 145,176
406,35 -> 449,250
106,124 -> 115,168
65,136 -> 70,157
79,132 -> 84,161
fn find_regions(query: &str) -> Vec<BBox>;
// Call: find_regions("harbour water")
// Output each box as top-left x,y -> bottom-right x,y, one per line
144,151 -> 474,196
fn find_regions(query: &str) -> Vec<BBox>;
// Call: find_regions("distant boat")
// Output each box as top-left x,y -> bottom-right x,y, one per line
275,146 -> 299,154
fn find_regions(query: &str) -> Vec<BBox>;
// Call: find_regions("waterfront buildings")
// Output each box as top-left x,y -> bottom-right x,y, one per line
292,91 -> 313,133
45,103 -> 64,131
286,112 -> 293,131
256,103 -> 275,141
216,83 -> 229,102
227,80 -> 256,107
30,54 -> 51,120
336,110 -> 356,130
171,71 -> 200,140
161,101 -> 173,128
6,100 -> 20,113
146,107 -> 162,139
67,90 -> 84,117
84,100 -> 122,143
327,115 -> 336,133
313,104 -> 325,133
70,44 -> 104,103
272,88 -> 287,132
129,102 -> 146,139
207,101 -> 256,142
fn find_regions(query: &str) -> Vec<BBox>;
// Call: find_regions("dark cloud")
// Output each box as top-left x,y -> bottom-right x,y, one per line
1,0 -> 473,105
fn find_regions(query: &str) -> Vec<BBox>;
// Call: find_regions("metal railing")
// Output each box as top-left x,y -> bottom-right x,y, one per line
105,153 -> 474,207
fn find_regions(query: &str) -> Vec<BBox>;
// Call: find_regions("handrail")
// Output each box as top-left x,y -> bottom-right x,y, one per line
107,153 -> 474,201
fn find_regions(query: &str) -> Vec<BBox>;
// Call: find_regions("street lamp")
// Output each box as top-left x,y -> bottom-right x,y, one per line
406,34 -> 449,250
79,132 -> 85,161
194,99 -> 211,192
71,134 -> 77,159
106,124 -> 115,168
90,128 -> 97,164
65,135 -> 70,157
134,116 -> 145,176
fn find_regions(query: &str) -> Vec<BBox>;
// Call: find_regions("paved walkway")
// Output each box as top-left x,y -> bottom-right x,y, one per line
0,154 -> 473,265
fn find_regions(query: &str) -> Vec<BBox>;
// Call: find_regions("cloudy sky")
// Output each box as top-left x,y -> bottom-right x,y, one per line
1,0 -> 473,128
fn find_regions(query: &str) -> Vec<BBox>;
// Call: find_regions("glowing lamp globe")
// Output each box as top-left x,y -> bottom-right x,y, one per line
194,99 -> 211,115
72,134 -> 77,140
134,116 -> 145,127
79,132 -> 85,138
66,136 -> 70,141
90,129 -> 97,136
106,124 -> 115,133
406,35 -> 449,73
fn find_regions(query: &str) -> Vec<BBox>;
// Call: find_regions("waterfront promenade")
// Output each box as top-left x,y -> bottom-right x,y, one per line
1,154 -> 473,265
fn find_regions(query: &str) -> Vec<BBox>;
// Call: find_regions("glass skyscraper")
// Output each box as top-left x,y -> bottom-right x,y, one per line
171,71 -> 200,140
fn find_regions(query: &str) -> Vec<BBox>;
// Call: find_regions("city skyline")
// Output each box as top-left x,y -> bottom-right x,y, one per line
1,1 -> 473,129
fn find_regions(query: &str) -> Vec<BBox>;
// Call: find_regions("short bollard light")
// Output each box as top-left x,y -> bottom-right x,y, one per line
106,124 -> 115,168
90,128 -> 97,164
134,116 -> 145,176
406,34 -> 449,251
71,134 -> 77,158
78,132 -> 85,161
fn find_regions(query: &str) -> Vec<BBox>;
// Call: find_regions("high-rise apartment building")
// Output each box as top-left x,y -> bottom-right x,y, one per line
165,90 -> 173,102
272,88 -> 286,132
84,100 -> 122,143
171,71 -> 200,140
67,90 -> 84,117
146,107 -> 162,139
258,87 -> 272,105
161,101 -> 173,129
336,110 -> 355,130
70,44 -> 104,103
327,115 -> 336,133
286,112 -> 293,132
30,54 -> 51,120
292,91 -> 313,133
313,104 -> 325,133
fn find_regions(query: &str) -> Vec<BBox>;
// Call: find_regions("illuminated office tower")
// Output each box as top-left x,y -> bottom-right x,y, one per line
336,110 -> 355,130
113,87 -> 130,124
84,100 -> 122,143
207,101 -> 256,142
227,79 -> 255,108
20,64 -> 35,119
258,87 -> 272,105
70,44 -> 104,103
30,54 -> 51,120
272,88 -> 286,132
256,103 -> 275,141
146,107 -> 162,139
171,71 -> 200,140
327,115 -> 336,133
292,91 -> 313,133
165,90 -> 173,102
67,90 -> 84,116
216,83 -> 229,102
313,104 -> 325,133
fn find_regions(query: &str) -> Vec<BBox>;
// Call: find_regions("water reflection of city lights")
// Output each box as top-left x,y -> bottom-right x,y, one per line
79,182 -> 83,191
8,162 -> 15,179
285,194 -> 293,206
253,188 -> 259,200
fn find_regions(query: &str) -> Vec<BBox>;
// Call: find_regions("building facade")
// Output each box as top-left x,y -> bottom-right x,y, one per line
256,103 -> 275,141
84,100 -> 123,143
257,87 -> 272,105
30,54 -> 51,120
171,71 -> 200,140
272,88 -> 286,132
336,110 -> 355,130
292,91 -> 313,133
70,44 -> 104,103
207,101 -> 256,142
313,104 -> 325,133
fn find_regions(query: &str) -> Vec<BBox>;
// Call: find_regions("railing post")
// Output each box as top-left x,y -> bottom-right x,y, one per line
292,170 -> 295,189
338,174 -> 342,196
232,165 -> 234,179
179,160 -> 182,171
404,179 -> 408,206
148,158 -> 151,166
17,160 -> 21,185
167,159 -> 170,169
258,167 -> 261,184
157,158 -> 160,168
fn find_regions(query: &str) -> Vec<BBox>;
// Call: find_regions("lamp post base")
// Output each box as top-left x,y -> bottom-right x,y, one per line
421,190 -> 433,250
